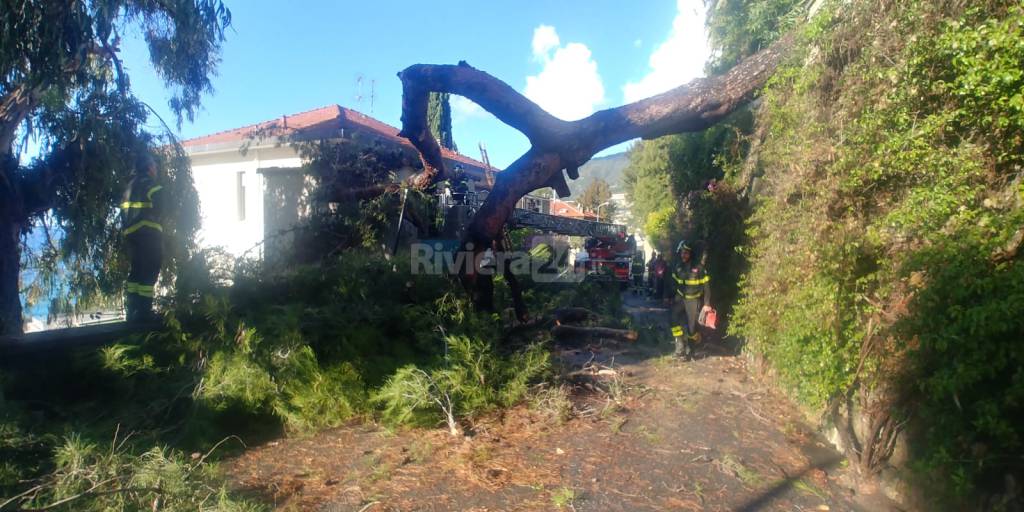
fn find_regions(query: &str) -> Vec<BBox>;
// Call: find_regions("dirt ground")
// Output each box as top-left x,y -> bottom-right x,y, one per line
225,293 -> 899,511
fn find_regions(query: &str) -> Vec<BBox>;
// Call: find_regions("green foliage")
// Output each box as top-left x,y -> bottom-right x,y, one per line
9,434 -> 263,511
721,0 -> 1024,502
5,0 -> 231,332
624,110 -> 752,251
373,335 -> 550,428
642,205 -> 677,251
427,92 -> 456,151
576,178 -> 614,218
201,350 -> 277,412
292,139 -> 427,251
705,0 -> 803,74
623,138 -> 675,242
3,245 -> 584,507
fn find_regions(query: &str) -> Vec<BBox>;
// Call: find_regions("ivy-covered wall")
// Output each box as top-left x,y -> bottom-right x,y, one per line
733,0 -> 1024,505
628,0 -> 1024,506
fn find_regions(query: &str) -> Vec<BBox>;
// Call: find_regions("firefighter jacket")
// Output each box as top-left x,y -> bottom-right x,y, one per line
671,260 -> 711,306
121,174 -> 164,235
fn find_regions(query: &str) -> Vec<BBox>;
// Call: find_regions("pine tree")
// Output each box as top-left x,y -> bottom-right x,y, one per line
427,92 -> 456,151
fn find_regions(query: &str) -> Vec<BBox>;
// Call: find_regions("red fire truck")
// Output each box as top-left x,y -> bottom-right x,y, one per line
580,234 -> 633,286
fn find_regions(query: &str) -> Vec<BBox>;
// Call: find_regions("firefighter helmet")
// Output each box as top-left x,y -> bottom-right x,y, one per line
676,240 -> 692,254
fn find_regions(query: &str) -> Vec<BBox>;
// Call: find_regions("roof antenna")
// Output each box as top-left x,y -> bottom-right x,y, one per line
354,74 -> 364,107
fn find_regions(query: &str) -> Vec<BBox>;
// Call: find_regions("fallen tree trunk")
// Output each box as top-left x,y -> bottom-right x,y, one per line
396,33 -> 795,310
551,324 -> 638,343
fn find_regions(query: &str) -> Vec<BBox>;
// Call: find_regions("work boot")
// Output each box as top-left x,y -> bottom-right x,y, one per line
673,336 -> 691,360
688,333 -> 702,359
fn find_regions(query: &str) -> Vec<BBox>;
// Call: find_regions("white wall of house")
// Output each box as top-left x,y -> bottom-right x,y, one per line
187,145 -> 302,259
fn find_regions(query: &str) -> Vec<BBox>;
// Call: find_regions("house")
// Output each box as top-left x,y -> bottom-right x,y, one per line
181,105 -> 494,259
549,199 -> 597,221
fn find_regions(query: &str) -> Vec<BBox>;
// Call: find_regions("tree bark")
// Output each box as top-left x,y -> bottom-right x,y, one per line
0,154 -> 24,335
0,211 -> 22,336
397,34 -> 794,308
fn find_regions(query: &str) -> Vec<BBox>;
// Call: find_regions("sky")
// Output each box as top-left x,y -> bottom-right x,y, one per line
121,0 -> 710,169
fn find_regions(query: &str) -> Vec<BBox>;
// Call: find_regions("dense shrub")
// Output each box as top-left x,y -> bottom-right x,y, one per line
720,0 -> 1024,503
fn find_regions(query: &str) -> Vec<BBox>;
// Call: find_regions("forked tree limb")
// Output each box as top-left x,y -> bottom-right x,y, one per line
398,33 -> 795,247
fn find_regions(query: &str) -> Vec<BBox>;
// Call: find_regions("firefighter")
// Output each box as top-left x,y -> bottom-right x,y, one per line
669,240 -> 711,360
122,153 -> 164,322
631,250 -> 645,292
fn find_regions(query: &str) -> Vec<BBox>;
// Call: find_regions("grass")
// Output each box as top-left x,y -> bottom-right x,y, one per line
550,486 -> 578,509
406,439 -> 435,464
530,385 -> 574,425
794,478 -> 829,500
609,416 -> 628,434
717,454 -> 766,489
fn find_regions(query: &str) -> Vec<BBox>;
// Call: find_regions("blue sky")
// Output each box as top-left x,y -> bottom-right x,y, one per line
122,0 -> 710,169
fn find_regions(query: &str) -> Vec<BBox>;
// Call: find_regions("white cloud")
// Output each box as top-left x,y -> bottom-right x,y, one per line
450,95 -> 485,123
524,25 -> 605,121
622,0 -> 709,103
531,25 -> 560,59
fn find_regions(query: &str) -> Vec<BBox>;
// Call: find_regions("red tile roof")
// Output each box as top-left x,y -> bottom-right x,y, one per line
550,199 -> 593,219
181,104 -> 493,174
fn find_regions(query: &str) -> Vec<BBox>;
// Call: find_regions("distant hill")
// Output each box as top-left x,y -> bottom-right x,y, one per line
568,152 -> 629,196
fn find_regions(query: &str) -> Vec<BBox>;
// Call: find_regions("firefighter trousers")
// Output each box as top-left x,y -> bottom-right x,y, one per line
125,228 -> 162,321
671,298 -> 702,357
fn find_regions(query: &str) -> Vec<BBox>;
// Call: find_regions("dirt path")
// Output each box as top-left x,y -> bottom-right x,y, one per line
225,294 -> 891,511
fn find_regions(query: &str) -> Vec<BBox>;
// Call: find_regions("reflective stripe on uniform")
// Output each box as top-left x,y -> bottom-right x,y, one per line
126,282 -> 154,297
120,201 -> 152,209
684,276 -> 710,285
124,220 -> 163,235
683,292 -> 703,299
146,185 -> 163,200
671,325 -> 684,337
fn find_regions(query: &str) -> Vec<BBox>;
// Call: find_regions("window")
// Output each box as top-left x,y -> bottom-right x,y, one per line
236,171 -> 246,221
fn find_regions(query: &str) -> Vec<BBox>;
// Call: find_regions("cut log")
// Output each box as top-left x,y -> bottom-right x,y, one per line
551,324 -> 638,343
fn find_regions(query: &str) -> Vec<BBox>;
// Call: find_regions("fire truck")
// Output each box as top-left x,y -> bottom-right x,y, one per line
579,234 -> 634,286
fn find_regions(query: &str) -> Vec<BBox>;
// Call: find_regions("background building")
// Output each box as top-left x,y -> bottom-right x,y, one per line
181,105 -> 493,259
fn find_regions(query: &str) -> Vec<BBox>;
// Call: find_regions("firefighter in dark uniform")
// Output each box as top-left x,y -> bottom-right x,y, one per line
669,240 -> 711,360
122,153 -> 164,322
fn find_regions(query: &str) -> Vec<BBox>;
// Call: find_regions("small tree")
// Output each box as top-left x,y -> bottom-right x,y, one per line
577,178 -> 614,219
0,1 -> 232,334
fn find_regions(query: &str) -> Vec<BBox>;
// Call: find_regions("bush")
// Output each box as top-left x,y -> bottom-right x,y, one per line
374,335 -> 550,430
6,433 -> 263,511
720,0 -> 1024,503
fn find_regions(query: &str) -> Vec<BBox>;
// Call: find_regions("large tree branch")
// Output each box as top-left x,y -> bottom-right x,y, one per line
397,62 -> 571,187
398,32 -> 794,311
398,33 -> 792,199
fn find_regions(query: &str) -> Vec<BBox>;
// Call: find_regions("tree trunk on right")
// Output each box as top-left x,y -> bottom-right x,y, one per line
0,211 -> 22,335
